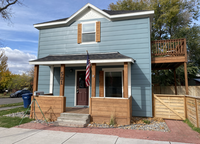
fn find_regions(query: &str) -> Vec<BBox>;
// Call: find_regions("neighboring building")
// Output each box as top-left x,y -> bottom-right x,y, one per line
30,3 -> 188,125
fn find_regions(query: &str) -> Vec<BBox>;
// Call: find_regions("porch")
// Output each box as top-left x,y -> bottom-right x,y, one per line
30,52 -> 133,125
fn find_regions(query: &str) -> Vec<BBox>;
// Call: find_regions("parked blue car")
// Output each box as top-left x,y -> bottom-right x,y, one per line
10,90 -> 31,98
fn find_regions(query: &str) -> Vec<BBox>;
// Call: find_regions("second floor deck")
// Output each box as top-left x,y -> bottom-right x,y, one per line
151,38 -> 187,70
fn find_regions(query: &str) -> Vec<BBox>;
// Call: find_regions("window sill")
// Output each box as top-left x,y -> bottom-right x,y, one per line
80,42 -> 97,45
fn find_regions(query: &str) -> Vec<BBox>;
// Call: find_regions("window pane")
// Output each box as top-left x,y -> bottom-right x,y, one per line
105,72 -> 122,98
78,72 -> 86,88
82,23 -> 95,33
82,33 -> 95,42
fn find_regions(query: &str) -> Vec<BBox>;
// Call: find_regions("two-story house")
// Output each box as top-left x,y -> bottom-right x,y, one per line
29,3 -> 188,125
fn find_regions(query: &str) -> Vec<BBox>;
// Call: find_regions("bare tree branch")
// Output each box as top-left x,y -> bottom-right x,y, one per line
0,0 -> 22,21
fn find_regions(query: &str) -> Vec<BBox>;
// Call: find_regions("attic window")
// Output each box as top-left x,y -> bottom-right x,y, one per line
82,22 -> 95,42
77,21 -> 101,44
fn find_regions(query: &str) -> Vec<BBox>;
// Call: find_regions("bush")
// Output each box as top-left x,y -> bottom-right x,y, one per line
143,119 -> 151,124
110,114 -> 115,126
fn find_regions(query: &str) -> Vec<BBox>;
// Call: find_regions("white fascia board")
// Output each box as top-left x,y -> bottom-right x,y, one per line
34,3 -> 154,29
110,11 -> 154,19
29,58 -> 134,65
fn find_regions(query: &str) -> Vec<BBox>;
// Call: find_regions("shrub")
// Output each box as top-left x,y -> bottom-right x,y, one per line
143,119 -> 151,124
110,114 -> 115,126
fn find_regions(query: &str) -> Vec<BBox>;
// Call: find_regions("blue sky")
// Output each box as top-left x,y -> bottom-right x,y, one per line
0,0 -> 116,74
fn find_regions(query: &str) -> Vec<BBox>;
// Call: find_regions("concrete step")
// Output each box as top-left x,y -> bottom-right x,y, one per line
55,113 -> 90,128
57,116 -> 89,122
54,121 -> 87,127
57,118 -> 90,124
60,113 -> 90,119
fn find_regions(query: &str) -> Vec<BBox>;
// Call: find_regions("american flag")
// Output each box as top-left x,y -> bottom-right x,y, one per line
85,52 -> 91,87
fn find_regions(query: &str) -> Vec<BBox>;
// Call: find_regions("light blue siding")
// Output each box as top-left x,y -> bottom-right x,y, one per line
37,17 -> 152,117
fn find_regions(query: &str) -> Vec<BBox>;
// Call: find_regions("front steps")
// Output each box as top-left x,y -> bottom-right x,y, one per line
55,113 -> 90,127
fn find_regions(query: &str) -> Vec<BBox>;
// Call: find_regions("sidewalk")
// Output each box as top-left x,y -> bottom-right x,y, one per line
0,105 -> 23,111
0,127 -> 189,144
17,120 -> 200,144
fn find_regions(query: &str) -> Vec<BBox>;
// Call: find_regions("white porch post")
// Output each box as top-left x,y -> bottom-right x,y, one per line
128,62 -> 131,97
49,66 -> 54,93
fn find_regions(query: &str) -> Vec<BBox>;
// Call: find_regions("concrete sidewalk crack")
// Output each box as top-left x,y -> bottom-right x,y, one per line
114,137 -> 119,144
61,132 -> 77,144
12,129 -> 43,144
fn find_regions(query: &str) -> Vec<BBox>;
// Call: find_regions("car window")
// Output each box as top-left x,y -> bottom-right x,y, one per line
15,90 -> 22,94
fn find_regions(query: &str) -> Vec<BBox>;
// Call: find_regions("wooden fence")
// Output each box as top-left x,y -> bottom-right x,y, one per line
153,94 -> 200,128
89,97 -> 132,125
153,86 -> 200,96
30,96 -> 66,121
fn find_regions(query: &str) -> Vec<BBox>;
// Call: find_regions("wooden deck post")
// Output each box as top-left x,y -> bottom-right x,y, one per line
60,64 -> 65,96
92,63 -> 96,97
173,69 -> 177,95
33,65 -> 39,95
184,62 -> 189,95
124,62 -> 128,98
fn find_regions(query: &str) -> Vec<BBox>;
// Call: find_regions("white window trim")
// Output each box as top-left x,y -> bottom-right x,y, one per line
74,69 -> 90,107
81,21 -> 97,44
103,68 -> 124,98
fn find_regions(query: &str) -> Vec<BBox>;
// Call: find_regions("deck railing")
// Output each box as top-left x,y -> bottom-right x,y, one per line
151,38 -> 187,57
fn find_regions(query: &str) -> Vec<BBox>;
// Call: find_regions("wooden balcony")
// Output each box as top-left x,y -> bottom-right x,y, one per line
151,38 -> 187,70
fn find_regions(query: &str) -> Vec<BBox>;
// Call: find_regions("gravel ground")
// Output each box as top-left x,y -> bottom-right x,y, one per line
87,117 -> 170,132
3,112 -> 30,118
4,112 -> 170,132
3,112 -> 54,124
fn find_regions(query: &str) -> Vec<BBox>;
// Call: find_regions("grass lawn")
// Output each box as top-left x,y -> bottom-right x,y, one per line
184,119 -> 200,134
0,107 -> 28,116
0,107 -> 32,128
0,117 -> 32,128
0,93 -> 11,98
0,102 -> 23,108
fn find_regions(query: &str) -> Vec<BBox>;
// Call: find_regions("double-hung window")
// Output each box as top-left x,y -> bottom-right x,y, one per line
82,22 -> 96,43
77,21 -> 100,44
103,68 -> 124,98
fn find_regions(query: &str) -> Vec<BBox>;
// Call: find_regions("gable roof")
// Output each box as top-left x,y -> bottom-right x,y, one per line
34,3 -> 154,29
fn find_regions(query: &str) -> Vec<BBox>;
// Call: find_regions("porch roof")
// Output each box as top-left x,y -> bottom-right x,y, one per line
29,52 -> 134,65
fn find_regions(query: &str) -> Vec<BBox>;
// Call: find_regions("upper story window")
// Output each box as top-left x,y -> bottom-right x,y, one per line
82,22 -> 96,42
77,21 -> 101,44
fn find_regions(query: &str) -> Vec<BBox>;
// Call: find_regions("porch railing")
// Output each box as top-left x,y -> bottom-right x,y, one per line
151,38 -> 187,58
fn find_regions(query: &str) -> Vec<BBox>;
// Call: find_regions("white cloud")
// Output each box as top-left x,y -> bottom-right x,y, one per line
0,47 -> 37,74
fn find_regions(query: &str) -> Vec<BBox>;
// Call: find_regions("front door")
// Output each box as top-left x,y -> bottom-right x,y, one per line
76,71 -> 88,105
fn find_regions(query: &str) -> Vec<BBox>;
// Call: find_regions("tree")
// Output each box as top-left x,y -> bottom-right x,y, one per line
0,0 -> 22,21
109,0 -> 200,85
0,49 -> 10,91
109,0 -> 200,40
0,49 -> 8,73
153,63 -> 199,86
